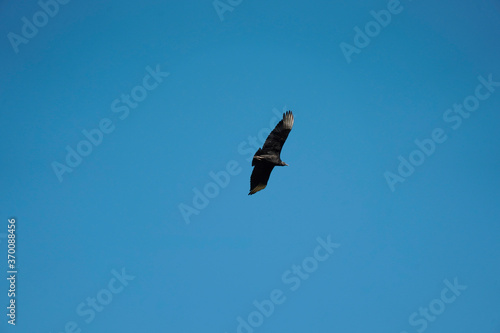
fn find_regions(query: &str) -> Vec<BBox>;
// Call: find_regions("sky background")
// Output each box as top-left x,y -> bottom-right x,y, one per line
1,0 -> 500,332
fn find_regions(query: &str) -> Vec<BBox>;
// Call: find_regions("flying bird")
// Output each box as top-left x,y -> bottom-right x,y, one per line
249,110 -> 294,195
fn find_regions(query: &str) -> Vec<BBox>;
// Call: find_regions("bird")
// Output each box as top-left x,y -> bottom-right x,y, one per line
249,110 -> 294,195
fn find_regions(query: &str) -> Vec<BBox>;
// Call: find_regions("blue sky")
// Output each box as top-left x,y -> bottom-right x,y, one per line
1,0 -> 500,332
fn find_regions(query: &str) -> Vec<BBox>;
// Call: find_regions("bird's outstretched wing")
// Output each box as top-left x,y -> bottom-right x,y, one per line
261,111 -> 294,156
249,162 -> 275,195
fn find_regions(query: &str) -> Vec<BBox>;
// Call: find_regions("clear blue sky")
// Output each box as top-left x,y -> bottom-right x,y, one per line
1,0 -> 500,332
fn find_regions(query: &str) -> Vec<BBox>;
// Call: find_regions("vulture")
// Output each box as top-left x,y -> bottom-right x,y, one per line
249,111 -> 294,195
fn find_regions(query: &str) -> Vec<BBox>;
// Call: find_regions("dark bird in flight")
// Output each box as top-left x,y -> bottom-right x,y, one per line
249,111 -> 294,195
